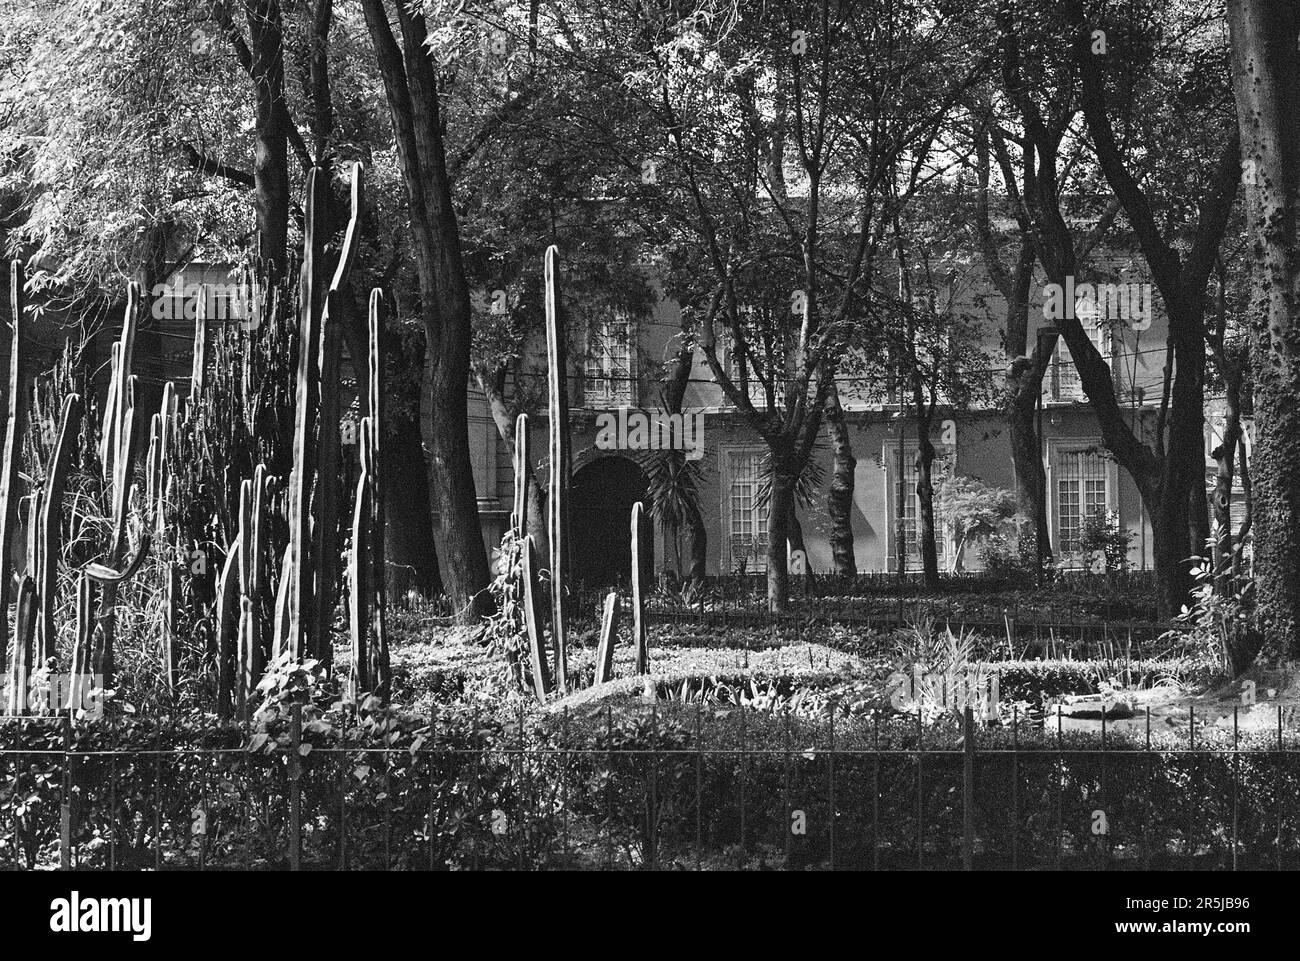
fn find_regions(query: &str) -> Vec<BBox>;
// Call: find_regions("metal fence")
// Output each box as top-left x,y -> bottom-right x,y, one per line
3,701 -> 1299,871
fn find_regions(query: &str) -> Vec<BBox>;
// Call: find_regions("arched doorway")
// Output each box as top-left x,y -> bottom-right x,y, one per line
570,455 -> 653,587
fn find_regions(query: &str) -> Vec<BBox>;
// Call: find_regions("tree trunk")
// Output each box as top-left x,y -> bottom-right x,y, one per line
765,469 -> 795,614
683,497 -> 707,582
479,370 -> 547,555
1210,401 -> 1242,591
1007,371 -> 1050,567
786,503 -> 805,556
823,380 -> 857,577
247,0 -> 291,277
361,0 -> 490,619
1149,485 -> 1192,620
1228,0 -> 1300,660
915,433 -> 940,589
951,532 -> 968,573
382,414 -> 440,598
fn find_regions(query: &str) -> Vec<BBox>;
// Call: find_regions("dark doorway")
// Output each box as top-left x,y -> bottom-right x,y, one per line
571,455 -> 652,587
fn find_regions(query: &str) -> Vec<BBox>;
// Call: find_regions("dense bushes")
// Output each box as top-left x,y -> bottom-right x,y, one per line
4,693 -> 1297,870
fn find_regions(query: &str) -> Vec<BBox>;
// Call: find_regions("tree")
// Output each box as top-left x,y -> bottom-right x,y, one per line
936,476 -> 1017,572
1227,0 -> 1300,661
992,1 -> 1238,616
883,210 -> 995,586
359,0 -> 492,617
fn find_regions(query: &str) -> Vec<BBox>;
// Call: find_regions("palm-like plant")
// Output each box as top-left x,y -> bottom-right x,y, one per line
637,437 -> 706,580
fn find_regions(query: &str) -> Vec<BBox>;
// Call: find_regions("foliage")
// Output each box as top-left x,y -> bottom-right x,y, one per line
1077,509 -> 1136,574
478,528 -> 540,701
936,476 -> 1017,569
1169,546 -> 1256,676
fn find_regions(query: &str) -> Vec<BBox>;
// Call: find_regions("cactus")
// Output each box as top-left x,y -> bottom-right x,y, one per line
366,288 -> 388,696
145,413 -> 161,529
273,541 -> 292,661
6,576 -> 36,714
349,417 -> 372,700
67,573 -> 91,716
513,412 -> 529,535
631,501 -> 648,674
36,393 -> 82,664
100,287 -> 137,492
0,261 -> 32,693
285,170 -> 327,662
287,163 -> 363,664
595,591 -> 619,685
215,463 -> 271,718
215,531 -> 241,719
520,534 -> 551,701
543,245 -> 569,692
311,286 -> 345,667
511,405 -> 550,700
189,291 -> 207,411
81,284 -> 151,696
164,563 -> 180,696
247,464 -> 269,688
157,381 -> 175,536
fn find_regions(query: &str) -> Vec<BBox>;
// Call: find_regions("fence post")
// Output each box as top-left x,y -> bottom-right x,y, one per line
60,714 -> 72,870
962,704 -> 975,871
289,701 -> 302,871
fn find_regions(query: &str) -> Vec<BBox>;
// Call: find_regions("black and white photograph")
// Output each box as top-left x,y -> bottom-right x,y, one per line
0,0 -> 1291,941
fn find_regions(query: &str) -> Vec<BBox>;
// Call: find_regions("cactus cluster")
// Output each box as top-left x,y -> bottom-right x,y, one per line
0,161 -> 393,719
508,247 -> 650,704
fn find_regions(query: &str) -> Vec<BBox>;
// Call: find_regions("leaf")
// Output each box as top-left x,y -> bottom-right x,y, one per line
298,743 -> 312,756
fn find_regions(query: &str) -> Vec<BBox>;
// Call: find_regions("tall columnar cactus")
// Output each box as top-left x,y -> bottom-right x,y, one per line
595,591 -> 619,685
164,563 -> 180,696
145,413 -> 161,530
189,292 -> 207,411
6,576 -> 36,714
247,465 -> 269,689
349,417 -> 373,700
521,534 -> 551,701
156,381 -> 176,536
82,283 -> 151,695
349,405 -> 389,699
513,412 -> 529,535
311,285 -> 345,667
0,261 -> 31,694
284,170 -> 327,663
284,162 -> 363,664
36,393 -> 82,664
215,530 -> 242,719
631,501 -> 648,674
217,464 -> 270,719
100,287 -> 137,492
543,245 -> 570,692
67,573 -> 91,716
366,288 -> 388,694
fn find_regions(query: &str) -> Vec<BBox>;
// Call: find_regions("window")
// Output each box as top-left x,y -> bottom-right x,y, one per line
1055,448 -> 1109,555
726,450 -> 768,572
884,442 -> 952,571
1049,319 -> 1111,402
585,313 -> 634,405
